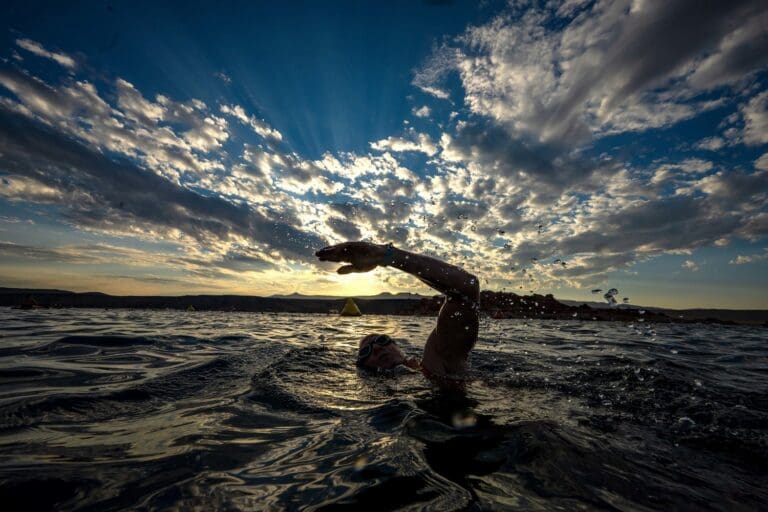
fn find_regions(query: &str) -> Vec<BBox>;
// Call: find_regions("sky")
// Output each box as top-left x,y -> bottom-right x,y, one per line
0,0 -> 767,309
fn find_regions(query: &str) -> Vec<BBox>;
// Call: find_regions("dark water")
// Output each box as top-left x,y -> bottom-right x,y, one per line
0,308 -> 766,511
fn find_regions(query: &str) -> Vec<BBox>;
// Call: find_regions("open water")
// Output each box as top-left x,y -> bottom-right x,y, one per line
0,308 -> 766,511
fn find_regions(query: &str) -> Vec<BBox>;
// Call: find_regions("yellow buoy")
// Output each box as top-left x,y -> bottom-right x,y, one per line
340,297 -> 362,316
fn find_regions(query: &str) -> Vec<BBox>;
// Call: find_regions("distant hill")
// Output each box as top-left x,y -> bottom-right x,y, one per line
0,287 -> 76,295
1,287 -> 764,325
269,291 -> 429,300
0,288 -> 421,315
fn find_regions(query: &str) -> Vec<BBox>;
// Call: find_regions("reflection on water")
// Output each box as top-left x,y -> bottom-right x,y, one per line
0,308 -> 766,510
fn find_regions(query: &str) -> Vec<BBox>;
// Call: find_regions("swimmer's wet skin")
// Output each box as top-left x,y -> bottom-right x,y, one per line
315,241 -> 480,383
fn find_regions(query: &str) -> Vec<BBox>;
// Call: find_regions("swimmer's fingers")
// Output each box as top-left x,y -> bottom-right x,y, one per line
316,242 -> 372,262
315,243 -> 352,262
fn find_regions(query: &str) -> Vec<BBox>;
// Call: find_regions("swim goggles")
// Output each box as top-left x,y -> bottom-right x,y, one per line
356,334 -> 393,366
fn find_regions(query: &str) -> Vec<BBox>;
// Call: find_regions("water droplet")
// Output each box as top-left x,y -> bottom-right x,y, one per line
451,412 -> 477,429
603,288 -> 619,306
354,455 -> 368,470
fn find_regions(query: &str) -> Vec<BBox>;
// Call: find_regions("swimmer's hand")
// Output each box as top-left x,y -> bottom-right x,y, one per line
315,241 -> 389,274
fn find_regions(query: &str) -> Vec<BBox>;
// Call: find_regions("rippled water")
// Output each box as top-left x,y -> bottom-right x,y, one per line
0,308 -> 766,511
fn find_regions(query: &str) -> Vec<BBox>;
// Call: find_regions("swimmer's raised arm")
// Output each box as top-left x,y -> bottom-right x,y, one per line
315,241 -> 479,302
316,241 -> 479,378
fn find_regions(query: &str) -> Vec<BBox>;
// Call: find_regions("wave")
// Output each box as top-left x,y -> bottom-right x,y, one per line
0,311 -> 766,510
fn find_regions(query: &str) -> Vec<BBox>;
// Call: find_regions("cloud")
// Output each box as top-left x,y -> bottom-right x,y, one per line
220,104 -> 282,142
696,137 -> 725,151
319,151 -> 416,182
682,259 -> 699,271
412,44 -> 456,100
687,9 -> 768,90
394,1 -> 768,290
651,158 -> 713,185
730,250 -> 768,264
0,241 -> 101,264
15,38 -> 76,69
214,71 -> 232,84
0,175 -> 62,203
241,145 -> 342,195
416,0 -> 767,144
326,217 -> 362,240
742,91 -> 768,146
412,105 -> 431,118
756,153 -> 768,171
0,69 -> 225,181
439,121 -> 617,201
370,133 -> 437,156
417,85 -> 450,100
0,241 -> 170,266
115,78 -> 166,124
0,106 -> 326,264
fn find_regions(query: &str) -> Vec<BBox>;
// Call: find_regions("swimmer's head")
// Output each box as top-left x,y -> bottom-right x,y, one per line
356,334 -> 406,370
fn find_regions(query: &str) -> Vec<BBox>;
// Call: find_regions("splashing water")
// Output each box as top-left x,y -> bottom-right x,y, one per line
603,288 -> 619,306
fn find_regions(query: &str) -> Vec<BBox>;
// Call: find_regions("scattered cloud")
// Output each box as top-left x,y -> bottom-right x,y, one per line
15,38 -> 76,69
412,44 -> 456,100
756,153 -> 768,171
220,104 -> 283,142
742,91 -> 768,146
0,106 -> 325,265
682,259 -> 699,271
412,105 -> 431,118
416,0 -> 767,144
0,241 -> 168,266
370,133 -> 437,156
730,250 -> 768,265
214,71 -> 232,84
696,137 -> 725,151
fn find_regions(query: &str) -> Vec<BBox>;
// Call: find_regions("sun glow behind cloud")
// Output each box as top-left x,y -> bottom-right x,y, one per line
0,0 -> 767,308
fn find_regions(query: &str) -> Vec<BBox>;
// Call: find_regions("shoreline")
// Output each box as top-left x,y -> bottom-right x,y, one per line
2,288 -> 766,326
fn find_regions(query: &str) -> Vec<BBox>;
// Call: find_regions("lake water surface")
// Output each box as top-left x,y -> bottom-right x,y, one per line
0,308 -> 766,510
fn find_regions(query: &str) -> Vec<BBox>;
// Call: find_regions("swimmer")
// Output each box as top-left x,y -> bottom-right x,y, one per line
315,241 -> 479,384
